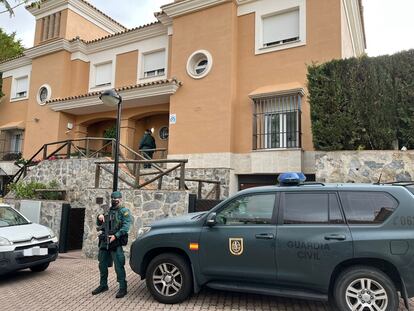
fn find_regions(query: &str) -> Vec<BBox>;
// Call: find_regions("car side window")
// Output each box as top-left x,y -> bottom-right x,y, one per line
216,194 -> 276,225
339,191 -> 398,224
283,192 -> 345,225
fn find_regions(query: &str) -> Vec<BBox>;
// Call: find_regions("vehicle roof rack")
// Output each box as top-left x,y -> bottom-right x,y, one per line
298,182 -> 326,186
375,181 -> 414,186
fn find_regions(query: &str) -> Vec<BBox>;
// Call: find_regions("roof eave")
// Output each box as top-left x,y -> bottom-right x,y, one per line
47,79 -> 182,112
26,0 -> 126,34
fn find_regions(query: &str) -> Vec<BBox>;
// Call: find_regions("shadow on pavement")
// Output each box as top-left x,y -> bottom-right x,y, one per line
0,269 -> 45,284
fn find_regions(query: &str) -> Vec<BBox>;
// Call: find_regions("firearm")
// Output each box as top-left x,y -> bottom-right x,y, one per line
97,204 -> 116,250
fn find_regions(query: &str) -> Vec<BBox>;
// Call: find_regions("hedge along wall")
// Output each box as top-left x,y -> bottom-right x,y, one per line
307,50 -> 414,151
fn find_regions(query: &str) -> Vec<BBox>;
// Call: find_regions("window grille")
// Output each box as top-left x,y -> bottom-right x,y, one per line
253,94 -> 301,150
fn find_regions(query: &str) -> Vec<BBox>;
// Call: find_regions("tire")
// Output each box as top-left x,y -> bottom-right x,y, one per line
333,266 -> 399,311
145,253 -> 193,304
30,262 -> 50,272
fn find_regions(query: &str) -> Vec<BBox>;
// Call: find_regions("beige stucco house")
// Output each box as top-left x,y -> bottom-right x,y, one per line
0,0 -> 365,194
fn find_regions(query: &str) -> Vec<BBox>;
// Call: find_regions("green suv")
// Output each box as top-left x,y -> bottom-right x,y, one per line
130,174 -> 414,311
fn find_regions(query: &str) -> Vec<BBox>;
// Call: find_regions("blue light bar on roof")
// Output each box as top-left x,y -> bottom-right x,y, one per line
278,172 -> 306,186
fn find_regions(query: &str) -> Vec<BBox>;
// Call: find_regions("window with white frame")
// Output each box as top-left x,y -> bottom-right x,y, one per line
262,8 -> 300,48
253,94 -> 301,150
13,76 -> 29,99
143,50 -> 166,78
94,62 -> 112,87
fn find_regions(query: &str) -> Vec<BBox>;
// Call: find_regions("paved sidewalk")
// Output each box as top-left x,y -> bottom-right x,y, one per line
0,256 -> 412,311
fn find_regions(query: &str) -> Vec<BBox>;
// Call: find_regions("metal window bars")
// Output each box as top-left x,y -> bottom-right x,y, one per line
253,94 -> 302,150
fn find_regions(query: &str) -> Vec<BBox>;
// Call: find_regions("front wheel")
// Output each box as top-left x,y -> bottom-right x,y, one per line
145,253 -> 193,304
30,262 -> 50,272
333,266 -> 399,311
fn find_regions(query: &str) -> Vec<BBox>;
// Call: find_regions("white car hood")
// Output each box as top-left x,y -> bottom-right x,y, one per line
0,223 -> 51,243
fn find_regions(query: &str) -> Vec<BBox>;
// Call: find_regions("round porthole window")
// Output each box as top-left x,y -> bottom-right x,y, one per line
37,84 -> 52,105
186,50 -> 213,79
159,126 -> 169,140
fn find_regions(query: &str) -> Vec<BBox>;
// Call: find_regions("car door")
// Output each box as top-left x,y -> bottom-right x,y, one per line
199,192 -> 278,283
276,191 -> 353,291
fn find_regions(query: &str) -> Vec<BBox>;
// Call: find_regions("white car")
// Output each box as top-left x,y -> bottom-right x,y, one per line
0,204 -> 58,275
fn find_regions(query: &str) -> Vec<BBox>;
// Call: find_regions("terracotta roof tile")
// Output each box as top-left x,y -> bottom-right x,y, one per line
46,78 -> 182,104
27,0 -> 126,30
76,21 -> 162,44
0,53 -> 25,64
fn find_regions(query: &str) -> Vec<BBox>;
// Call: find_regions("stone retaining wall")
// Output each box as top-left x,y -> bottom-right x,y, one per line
315,151 -> 414,183
71,188 -> 189,258
5,189 -> 189,259
20,158 -> 134,198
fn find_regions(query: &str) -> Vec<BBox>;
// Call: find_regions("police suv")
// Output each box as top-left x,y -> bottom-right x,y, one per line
130,173 -> 414,311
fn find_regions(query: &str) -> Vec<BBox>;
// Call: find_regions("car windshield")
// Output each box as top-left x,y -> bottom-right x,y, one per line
0,206 -> 30,227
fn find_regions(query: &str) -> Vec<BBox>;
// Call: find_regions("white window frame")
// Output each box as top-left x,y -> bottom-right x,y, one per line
94,61 -> 113,88
11,75 -> 30,102
140,49 -> 167,81
186,50 -> 213,79
262,8 -> 300,48
238,0 -> 307,55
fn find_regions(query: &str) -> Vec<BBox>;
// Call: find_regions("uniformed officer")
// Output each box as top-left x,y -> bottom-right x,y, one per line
92,191 -> 131,298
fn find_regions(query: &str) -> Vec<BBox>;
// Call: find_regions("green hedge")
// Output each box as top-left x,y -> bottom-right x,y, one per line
307,50 -> 414,150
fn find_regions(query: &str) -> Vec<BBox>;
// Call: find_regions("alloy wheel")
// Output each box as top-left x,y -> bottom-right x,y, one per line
152,263 -> 183,297
345,278 -> 388,311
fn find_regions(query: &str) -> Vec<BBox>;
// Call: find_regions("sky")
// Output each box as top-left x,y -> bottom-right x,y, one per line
0,0 -> 413,57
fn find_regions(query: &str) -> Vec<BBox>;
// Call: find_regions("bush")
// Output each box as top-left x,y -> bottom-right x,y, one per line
9,180 -> 62,200
307,50 -> 414,150
9,181 -> 47,199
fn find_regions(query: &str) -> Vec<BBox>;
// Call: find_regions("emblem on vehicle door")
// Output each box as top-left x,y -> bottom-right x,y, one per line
229,238 -> 244,256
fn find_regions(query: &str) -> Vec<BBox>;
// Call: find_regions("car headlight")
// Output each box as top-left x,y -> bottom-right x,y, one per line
0,237 -> 12,246
137,226 -> 151,238
47,227 -> 56,239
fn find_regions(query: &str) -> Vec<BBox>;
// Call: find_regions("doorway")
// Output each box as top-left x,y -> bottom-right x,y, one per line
59,205 -> 85,252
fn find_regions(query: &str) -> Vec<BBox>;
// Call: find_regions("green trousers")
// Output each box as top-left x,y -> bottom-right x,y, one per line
98,246 -> 127,290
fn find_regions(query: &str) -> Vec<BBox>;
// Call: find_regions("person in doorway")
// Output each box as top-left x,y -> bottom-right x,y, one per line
139,129 -> 156,168
92,191 -> 131,298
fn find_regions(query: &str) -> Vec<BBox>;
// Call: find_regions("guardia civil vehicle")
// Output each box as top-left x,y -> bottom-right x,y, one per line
130,173 -> 414,311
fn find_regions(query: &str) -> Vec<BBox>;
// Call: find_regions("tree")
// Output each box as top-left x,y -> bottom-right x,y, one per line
0,28 -> 24,97
0,0 -> 40,16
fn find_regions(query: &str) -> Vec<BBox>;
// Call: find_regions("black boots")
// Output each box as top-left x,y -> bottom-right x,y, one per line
92,285 -> 126,298
116,288 -> 127,298
92,285 -> 108,295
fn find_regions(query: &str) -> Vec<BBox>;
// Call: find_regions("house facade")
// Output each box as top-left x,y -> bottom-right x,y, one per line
0,0 -> 365,194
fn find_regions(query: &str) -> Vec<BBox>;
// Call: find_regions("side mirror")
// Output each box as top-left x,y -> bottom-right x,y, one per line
206,212 -> 217,227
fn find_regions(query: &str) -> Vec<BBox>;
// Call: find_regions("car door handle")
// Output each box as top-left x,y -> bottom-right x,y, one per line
324,234 -> 347,241
255,233 -> 275,240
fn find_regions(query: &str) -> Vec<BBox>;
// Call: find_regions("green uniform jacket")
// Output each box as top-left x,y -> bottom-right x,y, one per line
97,206 -> 132,248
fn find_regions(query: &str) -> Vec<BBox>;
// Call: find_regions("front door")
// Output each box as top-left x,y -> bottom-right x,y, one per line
276,191 -> 353,291
199,193 -> 278,283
